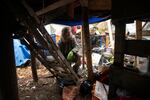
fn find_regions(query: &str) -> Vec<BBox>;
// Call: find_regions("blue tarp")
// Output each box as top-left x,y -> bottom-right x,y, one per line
13,39 -> 30,67
12,16 -> 109,66
13,34 -> 56,67
51,16 -> 109,26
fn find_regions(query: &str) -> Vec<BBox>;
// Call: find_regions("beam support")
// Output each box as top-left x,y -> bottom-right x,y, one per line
113,22 -> 126,65
109,21 -> 126,99
135,20 -> 142,68
136,20 -> 142,40
81,0 -> 93,80
0,32 -> 19,100
36,0 -> 76,16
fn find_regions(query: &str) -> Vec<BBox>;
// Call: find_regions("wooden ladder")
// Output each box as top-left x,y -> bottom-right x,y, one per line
18,0 -> 79,83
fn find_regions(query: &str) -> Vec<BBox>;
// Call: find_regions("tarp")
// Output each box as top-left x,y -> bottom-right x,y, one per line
13,39 -> 30,67
13,16 -> 109,66
50,16 -> 109,26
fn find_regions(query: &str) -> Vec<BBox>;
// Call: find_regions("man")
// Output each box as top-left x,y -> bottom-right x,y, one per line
58,27 -> 80,73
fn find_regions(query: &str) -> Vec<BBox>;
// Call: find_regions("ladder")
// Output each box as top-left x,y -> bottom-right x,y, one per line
16,1 -> 79,83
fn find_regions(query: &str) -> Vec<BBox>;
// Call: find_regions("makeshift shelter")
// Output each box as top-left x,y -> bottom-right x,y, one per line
1,0 -> 150,100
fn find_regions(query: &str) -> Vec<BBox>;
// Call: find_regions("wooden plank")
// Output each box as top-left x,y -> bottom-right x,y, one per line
36,0 -> 76,16
110,66 -> 150,96
142,30 -> 150,36
89,0 -> 111,11
81,6 -> 93,80
125,40 -> 150,57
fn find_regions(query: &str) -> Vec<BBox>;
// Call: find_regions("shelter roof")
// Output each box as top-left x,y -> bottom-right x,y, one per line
1,0 -> 150,33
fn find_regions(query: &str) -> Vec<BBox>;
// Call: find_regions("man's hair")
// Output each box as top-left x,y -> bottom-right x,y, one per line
62,27 -> 70,35
61,27 -> 72,41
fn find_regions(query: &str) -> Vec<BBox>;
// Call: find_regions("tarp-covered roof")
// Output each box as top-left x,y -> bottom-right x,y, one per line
2,0 -> 150,33
50,16 -> 110,26
26,0 -> 111,26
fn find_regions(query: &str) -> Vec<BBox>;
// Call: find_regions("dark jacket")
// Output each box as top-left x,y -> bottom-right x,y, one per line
58,39 -> 76,58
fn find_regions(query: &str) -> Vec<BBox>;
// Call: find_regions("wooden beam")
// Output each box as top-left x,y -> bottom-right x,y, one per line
81,27 -> 85,69
125,40 -> 150,57
109,22 -> 126,99
80,0 -> 88,7
81,4 -> 93,80
142,22 -> 148,29
136,20 -> 142,39
135,20 -> 142,67
142,30 -> 150,36
67,2 -> 74,19
89,0 -> 111,11
113,22 -> 126,65
0,32 -> 19,100
36,0 -> 76,16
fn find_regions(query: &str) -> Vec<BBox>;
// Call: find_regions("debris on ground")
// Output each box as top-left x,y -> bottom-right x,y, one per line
17,65 -> 61,100
17,65 -> 92,100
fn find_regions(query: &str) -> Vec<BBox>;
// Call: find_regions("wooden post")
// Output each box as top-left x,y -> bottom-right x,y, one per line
23,33 -> 38,82
30,49 -> 38,82
81,0 -> 93,80
113,22 -> 126,65
81,29 -> 85,69
109,21 -> 126,99
135,20 -> 142,67
0,33 -> 19,100
136,20 -> 142,40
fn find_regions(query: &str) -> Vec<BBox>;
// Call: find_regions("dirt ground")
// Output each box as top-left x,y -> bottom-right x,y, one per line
17,65 -> 62,100
17,65 -> 92,100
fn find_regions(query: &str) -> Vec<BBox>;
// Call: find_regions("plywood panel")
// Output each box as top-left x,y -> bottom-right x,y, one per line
89,0 -> 111,11
125,40 -> 150,57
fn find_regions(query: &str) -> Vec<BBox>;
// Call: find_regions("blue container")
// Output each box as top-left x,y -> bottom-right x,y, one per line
50,34 -> 56,44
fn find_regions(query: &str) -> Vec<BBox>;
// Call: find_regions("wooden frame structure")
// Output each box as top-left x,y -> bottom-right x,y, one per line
1,0 -> 150,100
109,0 -> 150,99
